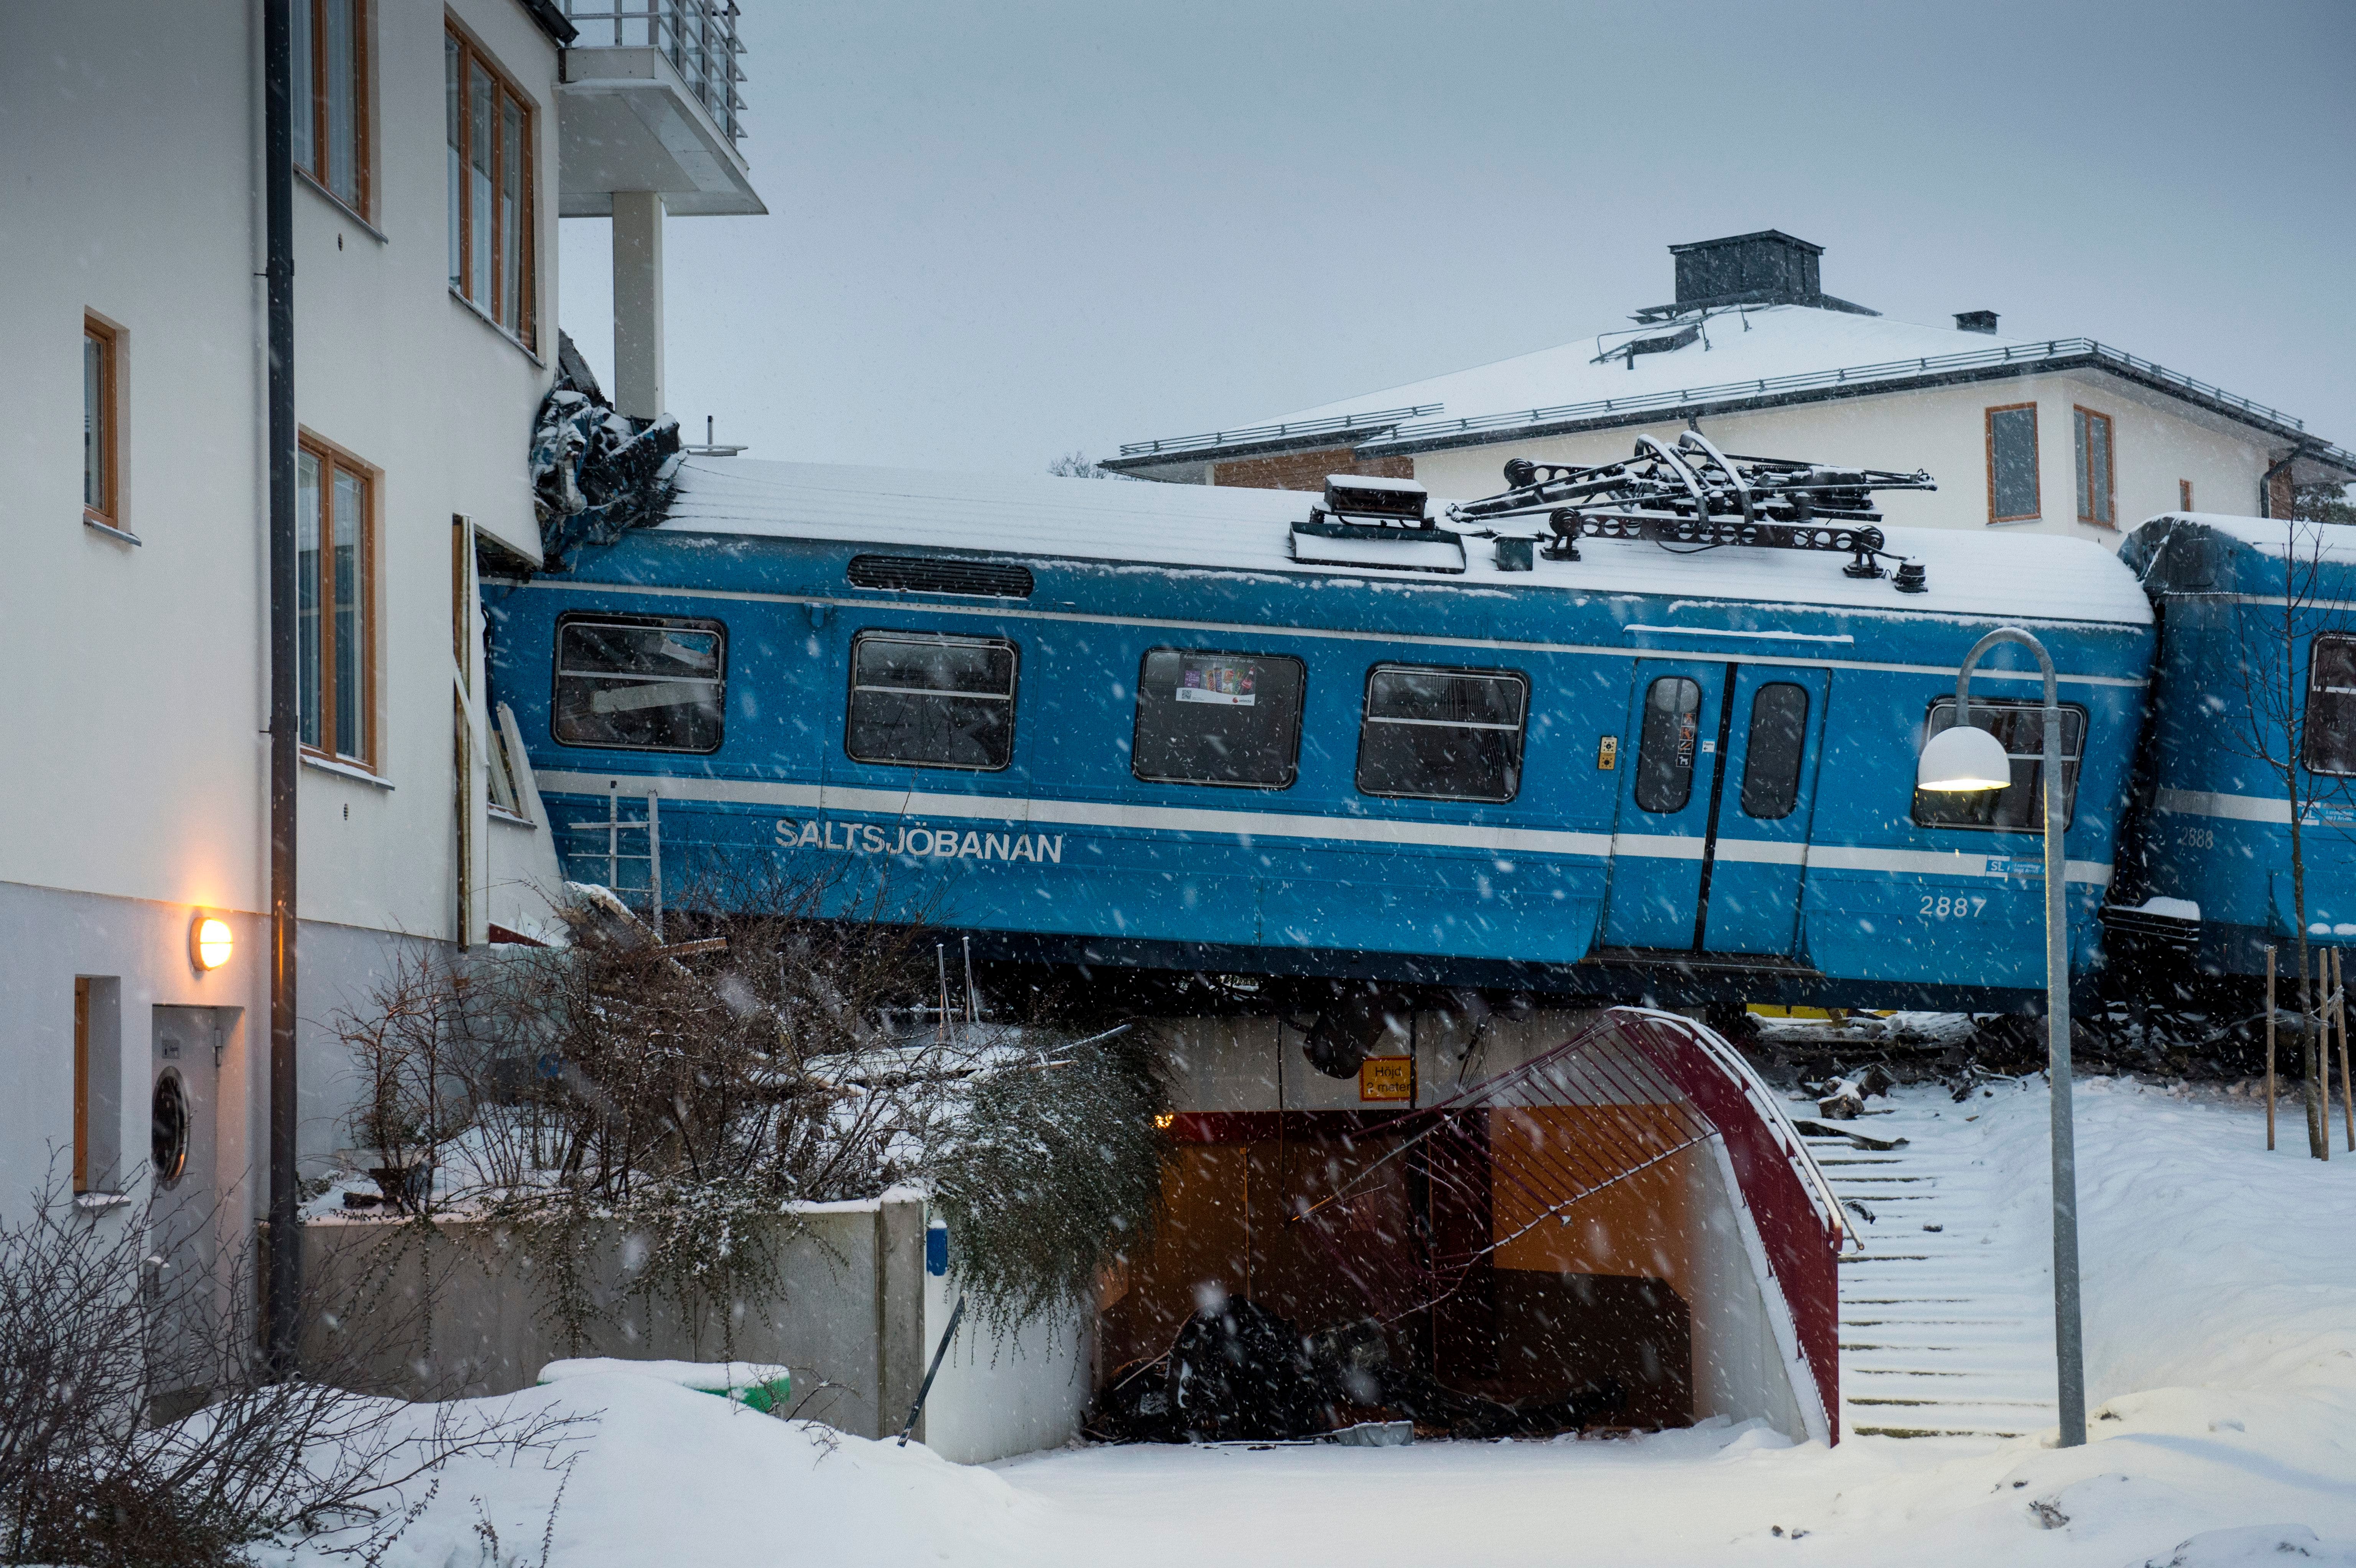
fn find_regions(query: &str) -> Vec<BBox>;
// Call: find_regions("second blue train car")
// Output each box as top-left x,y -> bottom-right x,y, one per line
2106,513 -> 2356,984
482,459 -> 2157,1010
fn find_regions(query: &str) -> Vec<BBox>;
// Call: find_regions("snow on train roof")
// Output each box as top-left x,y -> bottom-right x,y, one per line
2152,512 -> 2356,563
663,457 -> 2152,626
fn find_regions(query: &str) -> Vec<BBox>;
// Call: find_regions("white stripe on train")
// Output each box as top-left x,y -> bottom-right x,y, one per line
537,770 -> 2111,885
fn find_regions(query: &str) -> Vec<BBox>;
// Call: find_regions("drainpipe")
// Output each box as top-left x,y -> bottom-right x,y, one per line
262,0 -> 302,1377
2260,447 -> 2307,520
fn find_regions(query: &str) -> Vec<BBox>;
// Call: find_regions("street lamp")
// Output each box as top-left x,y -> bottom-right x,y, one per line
1916,625 -> 2087,1449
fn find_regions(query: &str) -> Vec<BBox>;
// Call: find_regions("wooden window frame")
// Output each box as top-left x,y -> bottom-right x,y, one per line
1984,402 -> 2041,524
72,978 -> 91,1193
299,434 -> 379,769
2073,405 -> 2116,528
446,25 -> 537,349
82,316 -> 119,529
296,0 -> 372,218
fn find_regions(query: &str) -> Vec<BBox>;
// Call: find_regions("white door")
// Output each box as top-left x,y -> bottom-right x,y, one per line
149,1006 -> 222,1397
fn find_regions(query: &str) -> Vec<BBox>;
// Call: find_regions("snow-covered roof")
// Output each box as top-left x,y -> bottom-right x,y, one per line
1273,305 -> 2007,432
660,457 -> 2153,627
1109,305 -> 2352,477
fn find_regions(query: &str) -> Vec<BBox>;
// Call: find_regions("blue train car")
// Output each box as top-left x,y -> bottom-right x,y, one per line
2108,513 -> 2356,980
482,459 -> 2156,1009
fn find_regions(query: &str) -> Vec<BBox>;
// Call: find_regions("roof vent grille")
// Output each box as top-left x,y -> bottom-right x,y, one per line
847,554 -> 1035,599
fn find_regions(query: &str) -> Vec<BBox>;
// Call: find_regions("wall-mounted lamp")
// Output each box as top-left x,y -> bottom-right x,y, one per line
190,915 -> 234,973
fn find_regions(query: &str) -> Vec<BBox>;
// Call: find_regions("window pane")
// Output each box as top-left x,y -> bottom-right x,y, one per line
1912,699 -> 2086,831
1133,651 -> 1305,788
846,634 -> 1016,770
2305,636 -> 2356,776
446,36 -> 462,290
500,95 -> 522,327
2073,408 -> 2090,520
1355,665 -> 1526,801
553,619 -> 727,752
1990,406 -> 2038,520
324,0 -> 356,205
1739,683 -> 1810,819
293,0 -> 315,176
2089,413 -> 2112,524
1633,676 -> 1702,813
332,467 -> 365,759
469,63 -> 494,303
83,332 -> 106,513
297,453 -> 322,749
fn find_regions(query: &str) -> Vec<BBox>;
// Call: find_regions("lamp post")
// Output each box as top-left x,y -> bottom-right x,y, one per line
1915,625 -> 2086,1449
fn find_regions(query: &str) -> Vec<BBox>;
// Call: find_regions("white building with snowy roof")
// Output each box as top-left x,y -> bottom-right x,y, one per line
0,0 -> 761,1295
1105,231 -> 2355,545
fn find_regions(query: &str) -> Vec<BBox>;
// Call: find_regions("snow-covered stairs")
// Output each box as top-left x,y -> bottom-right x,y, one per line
1807,1090 -> 2061,1439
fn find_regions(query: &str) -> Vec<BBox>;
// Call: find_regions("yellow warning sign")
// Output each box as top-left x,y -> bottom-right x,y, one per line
1359,1055 -> 1413,1103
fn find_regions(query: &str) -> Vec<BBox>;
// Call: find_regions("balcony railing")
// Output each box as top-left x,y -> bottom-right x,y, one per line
563,0 -> 747,147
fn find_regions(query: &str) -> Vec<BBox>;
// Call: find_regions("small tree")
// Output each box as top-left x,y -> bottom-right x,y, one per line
1048,451 -> 1134,480
2228,513 -> 2356,1157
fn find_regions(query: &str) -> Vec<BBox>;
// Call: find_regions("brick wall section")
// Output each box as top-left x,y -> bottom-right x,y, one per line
1211,445 -> 1415,491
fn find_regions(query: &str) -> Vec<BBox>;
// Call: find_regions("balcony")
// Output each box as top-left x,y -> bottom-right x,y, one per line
557,0 -> 765,217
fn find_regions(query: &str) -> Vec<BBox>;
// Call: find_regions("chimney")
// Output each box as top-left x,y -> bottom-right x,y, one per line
1954,310 -> 1999,335
1644,231 -> 1876,318
1670,231 -> 1824,310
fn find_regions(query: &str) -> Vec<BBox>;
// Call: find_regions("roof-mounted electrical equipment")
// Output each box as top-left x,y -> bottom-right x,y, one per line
1450,432 -> 1936,591
1291,474 -> 1466,574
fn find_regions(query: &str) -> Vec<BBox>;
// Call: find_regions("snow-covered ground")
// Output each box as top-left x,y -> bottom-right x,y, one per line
279,1078 -> 2356,1568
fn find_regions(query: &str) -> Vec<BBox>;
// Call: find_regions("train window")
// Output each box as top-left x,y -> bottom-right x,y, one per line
1133,650 -> 1305,788
847,632 -> 1018,771
2305,635 -> 2356,776
1633,676 -> 1703,813
1740,682 -> 1811,820
1912,698 -> 2088,831
1356,665 -> 1527,802
551,615 -> 726,753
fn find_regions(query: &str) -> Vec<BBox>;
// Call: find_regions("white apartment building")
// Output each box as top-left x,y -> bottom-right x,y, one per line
0,0 -> 762,1276
1107,231 -> 2355,537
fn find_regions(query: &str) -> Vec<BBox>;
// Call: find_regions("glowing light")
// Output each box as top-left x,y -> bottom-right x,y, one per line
1916,724 -> 2013,793
191,915 -> 234,972
1153,1113 -> 1175,1130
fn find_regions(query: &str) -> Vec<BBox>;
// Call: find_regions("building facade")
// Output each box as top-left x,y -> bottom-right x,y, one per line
1107,232 -> 2355,540
0,0 -> 760,1255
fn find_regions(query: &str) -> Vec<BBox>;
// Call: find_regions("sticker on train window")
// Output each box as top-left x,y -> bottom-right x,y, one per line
1134,650 -> 1305,788
551,615 -> 726,754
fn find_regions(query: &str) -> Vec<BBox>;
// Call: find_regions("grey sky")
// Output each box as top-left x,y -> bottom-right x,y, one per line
559,0 -> 2356,479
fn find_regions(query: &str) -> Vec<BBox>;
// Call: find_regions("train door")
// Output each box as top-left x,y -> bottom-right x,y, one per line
1601,660 -> 1724,949
1602,661 -> 1828,956
1697,667 -> 1829,956
149,1007 -> 223,1402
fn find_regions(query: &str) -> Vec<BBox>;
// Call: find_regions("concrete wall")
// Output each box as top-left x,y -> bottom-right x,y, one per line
918,1227 -> 1094,1463
299,1195 -> 1087,1462
1400,370 -> 2273,548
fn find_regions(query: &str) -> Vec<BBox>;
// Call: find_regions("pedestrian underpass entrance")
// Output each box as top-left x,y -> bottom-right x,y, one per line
1095,1007 -> 1846,1444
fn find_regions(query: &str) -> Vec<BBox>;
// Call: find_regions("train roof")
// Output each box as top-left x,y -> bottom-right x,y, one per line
2121,513 -> 2356,597
662,457 -> 2154,628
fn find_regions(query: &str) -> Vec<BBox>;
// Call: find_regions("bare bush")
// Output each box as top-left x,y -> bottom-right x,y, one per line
319,859 -> 1169,1353
0,1165 -> 582,1567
